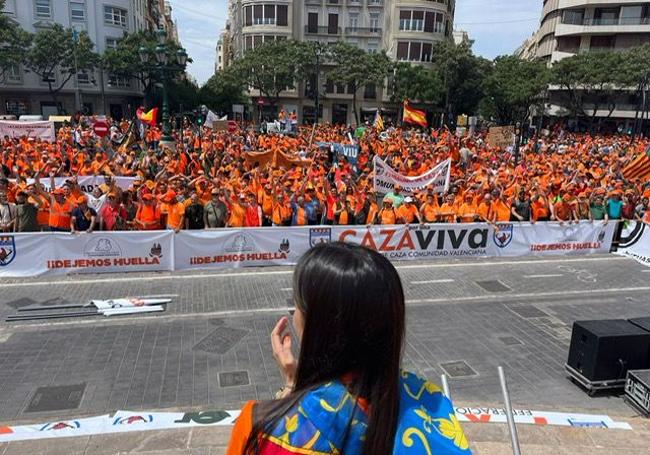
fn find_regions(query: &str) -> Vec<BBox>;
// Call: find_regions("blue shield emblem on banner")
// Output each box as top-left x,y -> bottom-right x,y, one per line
493,224 -> 513,248
0,235 -> 16,266
309,228 -> 331,247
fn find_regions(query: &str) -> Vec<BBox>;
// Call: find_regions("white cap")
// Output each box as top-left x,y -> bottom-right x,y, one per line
404,196 -> 413,203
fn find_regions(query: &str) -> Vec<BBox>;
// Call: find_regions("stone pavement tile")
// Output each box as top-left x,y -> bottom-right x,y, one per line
514,425 -> 562,445
189,427 -> 232,448
586,427 -> 650,449
3,436 -> 89,455
554,426 -> 593,447
84,429 -> 189,455
463,422 -> 509,444
0,443 -> 6,455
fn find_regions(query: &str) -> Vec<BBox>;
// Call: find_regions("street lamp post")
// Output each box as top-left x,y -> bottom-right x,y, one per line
138,27 -> 188,147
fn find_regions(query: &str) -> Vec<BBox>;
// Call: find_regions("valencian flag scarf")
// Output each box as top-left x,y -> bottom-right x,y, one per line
256,371 -> 471,454
137,107 -> 159,127
403,101 -> 428,128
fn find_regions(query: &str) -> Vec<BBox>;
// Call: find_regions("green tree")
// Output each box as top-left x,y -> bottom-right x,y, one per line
0,0 -> 31,83
431,42 -> 489,125
199,68 -> 247,113
618,45 -> 650,140
390,62 -> 443,105
481,56 -> 549,126
25,24 -> 99,112
230,40 -> 305,107
329,42 -> 392,124
102,30 -> 188,104
552,51 -> 626,130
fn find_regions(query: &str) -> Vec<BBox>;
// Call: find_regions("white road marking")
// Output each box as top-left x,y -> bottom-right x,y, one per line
523,274 -> 564,279
411,279 -> 455,284
642,269 -> 650,272
0,256 -> 628,288
11,284 -> 650,329
280,288 -> 293,291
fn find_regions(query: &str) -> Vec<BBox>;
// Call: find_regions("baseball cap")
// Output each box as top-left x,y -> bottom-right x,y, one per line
404,196 -> 413,203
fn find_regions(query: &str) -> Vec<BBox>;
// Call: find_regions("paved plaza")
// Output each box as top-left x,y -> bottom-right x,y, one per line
1,254 -> 650,453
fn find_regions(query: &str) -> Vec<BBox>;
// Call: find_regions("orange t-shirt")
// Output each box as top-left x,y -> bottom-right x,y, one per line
164,202 -> 185,230
380,208 -> 396,225
397,204 -> 418,224
229,203 -> 246,227
421,202 -> 438,223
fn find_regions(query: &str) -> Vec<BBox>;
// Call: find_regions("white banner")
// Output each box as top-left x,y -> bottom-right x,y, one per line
0,406 -> 631,442
17,176 -> 136,193
174,228 -> 309,270
0,409 -> 240,443
373,156 -> 450,195
0,120 -> 55,141
615,221 -> 650,266
0,231 -> 173,277
0,223 -> 616,277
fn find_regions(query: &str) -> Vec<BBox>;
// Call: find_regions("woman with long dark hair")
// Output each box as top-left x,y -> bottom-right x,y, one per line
227,242 -> 471,454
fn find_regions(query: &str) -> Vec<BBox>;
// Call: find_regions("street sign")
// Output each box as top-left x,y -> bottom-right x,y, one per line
227,120 -> 237,133
93,120 -> 109,138
257,98 -> 265,106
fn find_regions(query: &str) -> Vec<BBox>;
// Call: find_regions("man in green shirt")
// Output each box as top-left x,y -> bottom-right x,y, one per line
384,185 -> 405,209
589,194 -> 609,223
14,190 -> 42,232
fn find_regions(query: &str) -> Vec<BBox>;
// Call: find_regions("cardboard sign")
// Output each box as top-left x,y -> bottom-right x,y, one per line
488,126 -> 515,149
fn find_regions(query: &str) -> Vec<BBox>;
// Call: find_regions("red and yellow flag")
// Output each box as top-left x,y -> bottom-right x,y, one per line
623,146 -> 650,181
137,107 -> 158,126
403,101 -> 427,128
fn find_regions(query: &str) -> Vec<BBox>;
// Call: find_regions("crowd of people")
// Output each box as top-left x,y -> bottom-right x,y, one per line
0,116 -> 649,234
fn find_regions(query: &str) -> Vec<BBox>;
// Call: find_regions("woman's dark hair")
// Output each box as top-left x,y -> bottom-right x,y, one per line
245,242 -> 405,454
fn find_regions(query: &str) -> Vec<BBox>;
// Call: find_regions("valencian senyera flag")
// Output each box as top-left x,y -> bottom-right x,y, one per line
403,100 -> 427,128
374,109 -> 384,131
623,145 -> 650,181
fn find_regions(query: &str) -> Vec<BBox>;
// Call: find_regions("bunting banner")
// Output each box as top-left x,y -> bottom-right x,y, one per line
373,156 -> 451,195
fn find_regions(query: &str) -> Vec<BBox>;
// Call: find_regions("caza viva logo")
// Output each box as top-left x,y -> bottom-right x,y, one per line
338,227 -> 489,251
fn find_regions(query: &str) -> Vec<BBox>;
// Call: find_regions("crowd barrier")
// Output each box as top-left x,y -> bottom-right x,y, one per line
0,221 -> 625,278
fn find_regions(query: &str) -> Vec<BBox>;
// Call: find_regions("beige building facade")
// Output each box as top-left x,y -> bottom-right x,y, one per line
517,1 -> 650,128
222,0 -> 455,124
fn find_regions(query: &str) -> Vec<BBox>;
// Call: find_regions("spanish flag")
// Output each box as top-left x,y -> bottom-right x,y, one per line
373,109 -> 384,131
137,107 -> 158,126
623,146 -> 650,181
403,100 -> 427,128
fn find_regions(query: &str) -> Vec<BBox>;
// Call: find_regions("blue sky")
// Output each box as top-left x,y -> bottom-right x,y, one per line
169,0 -> 543,86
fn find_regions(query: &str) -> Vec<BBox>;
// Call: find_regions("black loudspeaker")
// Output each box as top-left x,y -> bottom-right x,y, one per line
629,317 -> 650,333
567,320 -> 650,382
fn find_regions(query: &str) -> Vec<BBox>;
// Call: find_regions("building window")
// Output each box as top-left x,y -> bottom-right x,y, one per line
35,0 -> 51,19
70,1 -> 86,22
106,37 -> 119,49
6,65 -> 22,84
307,13 -> 318,33
590,35 -> 616,50
399,10 -> 424,31
77,72 -> 91,85
104,6 -> 128,28
5,100 -> 29,116
369,13 -> 380,32
277,5 -> 288,26
42,71 -> 56,83
364,83 -> 376,99
367,41 -> 378,53
422,43 -> 432,62
263,5 -> 275,25
108,74 -> 130,88
349,13 -> 359,30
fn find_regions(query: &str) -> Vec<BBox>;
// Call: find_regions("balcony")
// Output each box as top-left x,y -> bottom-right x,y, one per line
305,25 -> 342,35
366,0 -> 383,7
556,16 -> 650,36
562,16 -> 650,26
344,26 -> 382,36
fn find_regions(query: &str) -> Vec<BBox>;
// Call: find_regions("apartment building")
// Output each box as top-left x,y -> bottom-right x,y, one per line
517,1 -> 650,129
0,0 -> 177,119
223,0 -> 455,124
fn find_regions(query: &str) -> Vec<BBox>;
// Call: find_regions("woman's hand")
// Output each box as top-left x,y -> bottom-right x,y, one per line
271,316 -> 297,390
